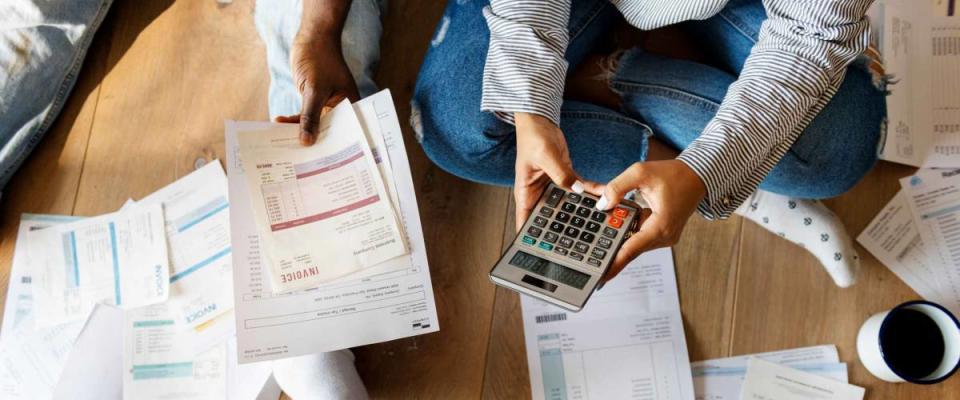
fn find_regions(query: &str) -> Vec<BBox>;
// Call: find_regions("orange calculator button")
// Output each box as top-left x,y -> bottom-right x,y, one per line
613,208 -> 628,218
607,216 -> 623,228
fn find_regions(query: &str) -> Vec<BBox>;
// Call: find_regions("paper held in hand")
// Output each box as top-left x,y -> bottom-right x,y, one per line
236,101 -> 408,292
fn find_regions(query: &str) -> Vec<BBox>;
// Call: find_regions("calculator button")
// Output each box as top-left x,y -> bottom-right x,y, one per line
579,232 -> 595,243
590,211 -> 606,222
566,193 -> 583,204
613,208 -> 629,218
602,227 -> 617,238
543,232 -> 559,243
597,237 -> 613,249
538,207 -> 554,218
538,242 -> 554,251
564,226 -> 581,238
576,207 -> 592,218
570,216 -> 585,228
585,221 -> 601,233
549,222 -> 565,233
555,212 -> 571,223
574,242 -> 589,253
546,188 -> 564,207
532,216 -> 548,228
587,258 -> 602,267
581,197 -> 596,208
554,247 -> 568,256
527,226 -> 543,238
558,237 -> 574,249
522,236 -> 536,245
607,216 -> 623,228
569,252 -> 584,261
561,202 -> 577,213
591,248 -> 607,259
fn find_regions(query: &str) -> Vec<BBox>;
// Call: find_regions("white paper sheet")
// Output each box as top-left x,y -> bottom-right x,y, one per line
521,247 -> 694,400
52,304 -> 123,400
692,346 -> 846,400
236,100 -> 407,292
28,203 -> 170,326
900,170 -> 960,314
0,317 -> 84,400
740,358 -> 864,400
226,90 -> 439,364
879,0 -> 960,167
136,161 -> 234,328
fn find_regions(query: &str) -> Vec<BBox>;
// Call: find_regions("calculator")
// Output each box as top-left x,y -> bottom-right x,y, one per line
490,182 -> 641,311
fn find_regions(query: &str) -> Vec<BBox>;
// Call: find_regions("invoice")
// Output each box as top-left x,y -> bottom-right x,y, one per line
226,90 -> 439,364
521,247 -> 694,400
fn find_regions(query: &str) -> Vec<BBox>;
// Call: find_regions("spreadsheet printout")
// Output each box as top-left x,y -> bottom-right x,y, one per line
226,90 -> 438,364
521,247 -> 694,400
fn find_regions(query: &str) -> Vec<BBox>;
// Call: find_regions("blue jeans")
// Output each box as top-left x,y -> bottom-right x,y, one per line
412,0 -> 886,199
0,0 -> 113,192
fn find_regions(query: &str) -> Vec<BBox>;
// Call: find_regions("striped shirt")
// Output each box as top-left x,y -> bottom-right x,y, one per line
481,0 -> 873,219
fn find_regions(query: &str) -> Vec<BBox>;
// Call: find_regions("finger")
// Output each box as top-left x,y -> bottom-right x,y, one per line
539,155 -> 579,190
597,163 -> 645,210
580,180 -> 605,196
514,185 -> 539,232
603,213 -> 668,282
299,86 -> 330,146
274,115 -> 299,123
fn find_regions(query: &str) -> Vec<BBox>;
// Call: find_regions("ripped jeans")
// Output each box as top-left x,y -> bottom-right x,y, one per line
412,0 -> 886,199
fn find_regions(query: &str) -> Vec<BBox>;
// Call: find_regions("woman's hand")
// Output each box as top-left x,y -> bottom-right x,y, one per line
514,113 -> 597,231
597,160 -> 707,282
276,32 -> 359,146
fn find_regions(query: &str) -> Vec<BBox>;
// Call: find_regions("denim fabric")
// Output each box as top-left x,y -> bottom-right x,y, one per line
413,0 -> 886,199
254,0 -> 386,119
0,0 -> 114,192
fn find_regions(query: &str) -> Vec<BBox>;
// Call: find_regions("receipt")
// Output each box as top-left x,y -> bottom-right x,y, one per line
236,100 -> 407,292
740,358 -> 864,400
28,204 -> 170,326
137,161 -> 234,327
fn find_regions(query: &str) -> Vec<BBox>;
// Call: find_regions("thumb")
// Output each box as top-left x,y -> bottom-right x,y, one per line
540,154 -> 579,190
299,86 -> 330,146
598,163 -> 644,210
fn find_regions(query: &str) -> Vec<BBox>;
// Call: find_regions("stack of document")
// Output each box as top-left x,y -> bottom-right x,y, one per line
226,90 -> 439,363
859,169 -> 960,315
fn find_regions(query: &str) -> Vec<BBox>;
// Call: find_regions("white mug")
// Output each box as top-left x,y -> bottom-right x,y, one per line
856,300 -> 960,384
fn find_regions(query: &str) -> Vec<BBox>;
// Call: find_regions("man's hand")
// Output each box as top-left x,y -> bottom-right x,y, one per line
597,160 -> 706,282
275,0 -> 357,146
514,113 -> 597,231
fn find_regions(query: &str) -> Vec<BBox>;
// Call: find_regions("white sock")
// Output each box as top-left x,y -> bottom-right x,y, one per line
735,190 -> 860,287
271,350 -> 368,400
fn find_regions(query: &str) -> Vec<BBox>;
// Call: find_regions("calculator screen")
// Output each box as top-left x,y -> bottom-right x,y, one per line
509,251 -> 591,289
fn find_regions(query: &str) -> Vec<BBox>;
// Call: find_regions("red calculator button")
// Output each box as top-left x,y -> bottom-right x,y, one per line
607,216 -> 623,228
613,208 -> 628,218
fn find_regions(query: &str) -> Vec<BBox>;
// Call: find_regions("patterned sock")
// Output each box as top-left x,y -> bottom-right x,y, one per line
735,190 -> 860,287
271,350 -> 369,400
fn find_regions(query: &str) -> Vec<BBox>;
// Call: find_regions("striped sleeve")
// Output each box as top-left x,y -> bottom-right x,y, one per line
480,1 -> 571,126
676,0 -> 873,219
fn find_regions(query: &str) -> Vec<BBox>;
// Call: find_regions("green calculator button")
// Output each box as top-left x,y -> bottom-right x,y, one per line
538,242 -> 554,251
522,236 -> 536,245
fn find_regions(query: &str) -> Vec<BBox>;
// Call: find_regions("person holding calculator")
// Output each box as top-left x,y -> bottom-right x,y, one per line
412,0 -> 885,286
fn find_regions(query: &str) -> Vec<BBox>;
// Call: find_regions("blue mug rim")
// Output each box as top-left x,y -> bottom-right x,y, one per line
878,300 -> 960,384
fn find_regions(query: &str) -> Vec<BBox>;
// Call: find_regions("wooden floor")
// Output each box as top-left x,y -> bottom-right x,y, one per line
0,1 -> 957,399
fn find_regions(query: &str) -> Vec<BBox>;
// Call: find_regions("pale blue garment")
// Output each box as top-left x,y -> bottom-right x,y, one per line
0,0 -> 114,192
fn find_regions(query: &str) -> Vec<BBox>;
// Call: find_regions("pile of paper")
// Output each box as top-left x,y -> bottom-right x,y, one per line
860,169 -> 960,315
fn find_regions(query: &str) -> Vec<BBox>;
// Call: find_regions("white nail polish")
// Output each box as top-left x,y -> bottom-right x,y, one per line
571,180 -> 585,194
596,195 -> 609,210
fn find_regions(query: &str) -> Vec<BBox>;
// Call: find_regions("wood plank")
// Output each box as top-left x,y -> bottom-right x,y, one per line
351,1 -> 511,398
0,12 -> 113,323
73,0 -> 268,216
731,161 -> 960,398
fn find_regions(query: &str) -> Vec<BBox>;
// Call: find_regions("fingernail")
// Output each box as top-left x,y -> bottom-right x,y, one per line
596,195 -> 609,210
571,180 -> 585,194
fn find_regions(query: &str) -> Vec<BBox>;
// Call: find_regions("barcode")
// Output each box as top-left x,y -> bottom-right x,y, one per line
535,313 -> 567,323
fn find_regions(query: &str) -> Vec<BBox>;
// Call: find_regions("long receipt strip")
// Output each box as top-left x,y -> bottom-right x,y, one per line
227,89 -> 439,363
136,161 -> 234,328
877,0 -> 960,167
27,204 -> 171,326
693,345 -> 848,400
740,358 -> 864,400
521,247 -> 694,400
236,100 -> 407,293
